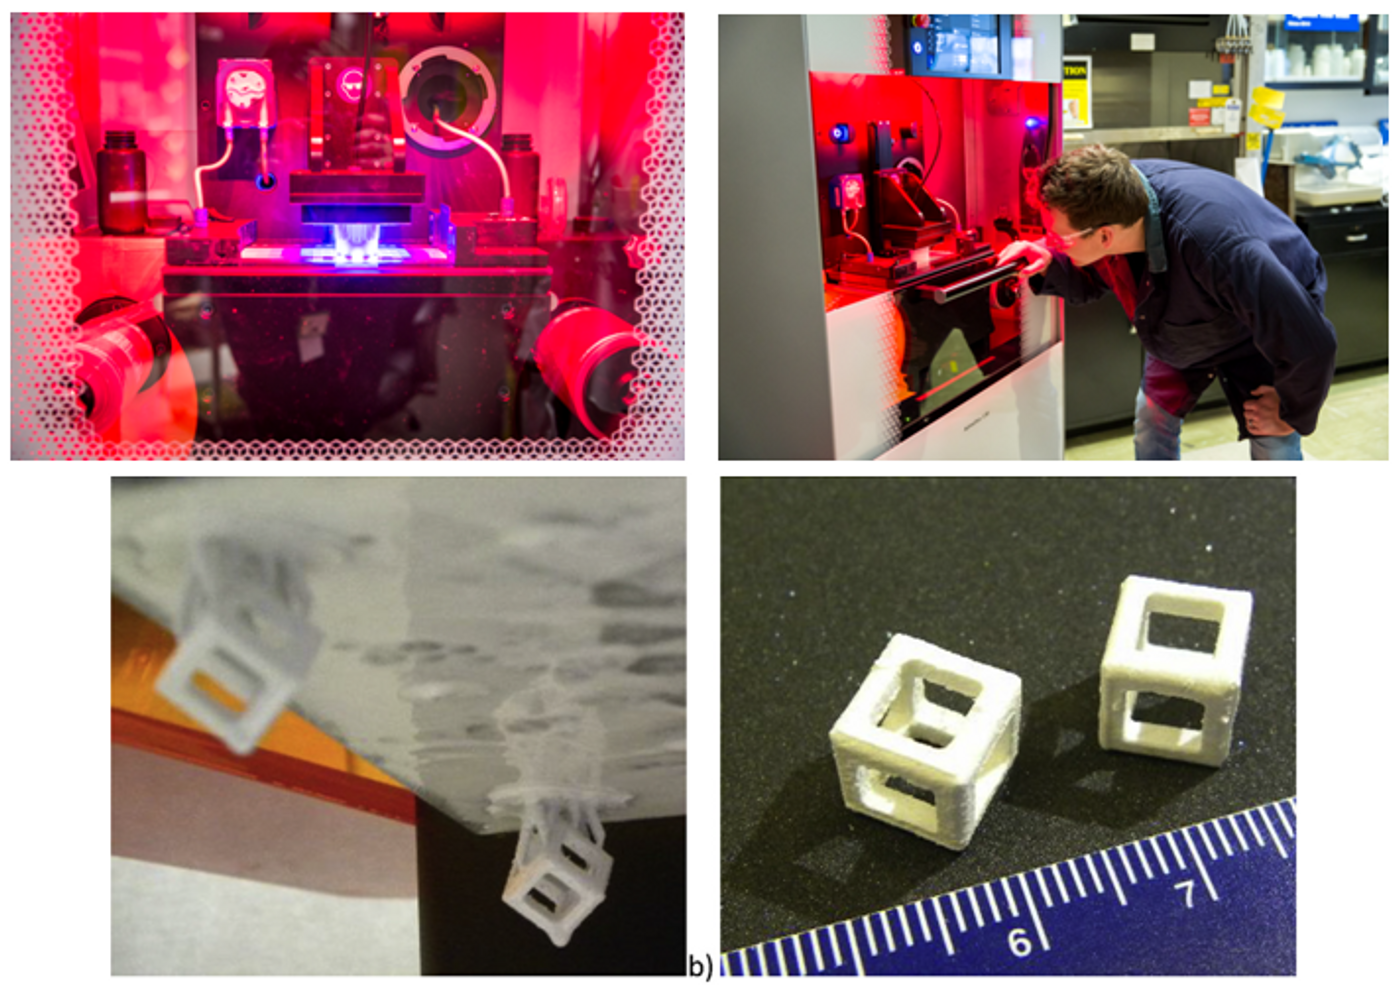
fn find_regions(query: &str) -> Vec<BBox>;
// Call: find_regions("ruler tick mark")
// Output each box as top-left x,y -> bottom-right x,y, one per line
1273,800 -> 1295,839
897,905 -> 913,948
1150,834 -> 1170,873
811,929 -> 825,972
1101,849 -> 1128,906
1164,829 -> 1187,869
916,898 -> 933,942
1067,856 -> 1088,898
828,923 -> 843,967
932,895 -> 956,956
1244,809 -> 1266,848
1017,872 -> 1052,952
1117,844 -> 1138,884
862,914 -> 878,956
1034,867 -> 1054,908
983,881 -> 1003,923
950,889 -> 967,932
1134,839 -> 1155,878
793,935 -> 807,975
1001,877 -> 1020,918
879,909 -> 894,952
1181,826 -> 1219,901
1051,863 -> 1071,904
1084,851 -> 1105,894
756,942 -> 769,977
775,938 -> 790,976
1198,823 -> 1218,861
1228,812 -> 1250,852
845,921 -> 865,976
1211,818 -> 1234,856
966,886 -> 985,928
1259,806 -> 1289,858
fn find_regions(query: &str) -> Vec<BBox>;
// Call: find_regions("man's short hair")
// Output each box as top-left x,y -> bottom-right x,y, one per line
1030,145 -> 1149,231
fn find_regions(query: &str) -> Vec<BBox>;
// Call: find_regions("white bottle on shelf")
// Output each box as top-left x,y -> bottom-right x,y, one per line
1289,43 -> 1306,77
1348,47 -> 1367,78
1312,44 -> 1333,78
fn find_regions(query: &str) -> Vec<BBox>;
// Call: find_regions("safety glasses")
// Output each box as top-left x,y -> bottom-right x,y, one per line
1045,224 -> 1101,250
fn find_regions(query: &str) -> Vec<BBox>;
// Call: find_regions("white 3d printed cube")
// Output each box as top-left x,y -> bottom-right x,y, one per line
156,537 -> 322,756
502,799 -> 614,947
830,634 -> 1022,850
1099,575 -> 1253,767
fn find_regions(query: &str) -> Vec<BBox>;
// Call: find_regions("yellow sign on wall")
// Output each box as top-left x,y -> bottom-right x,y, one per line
1063,56 -> 1092,130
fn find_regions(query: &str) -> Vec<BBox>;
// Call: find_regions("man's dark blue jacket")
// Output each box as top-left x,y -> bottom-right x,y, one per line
1034,159 -> 1337,434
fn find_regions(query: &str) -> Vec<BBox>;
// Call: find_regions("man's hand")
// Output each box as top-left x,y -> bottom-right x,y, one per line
997,239 -> 1053,280
1243,385 -> 1296,436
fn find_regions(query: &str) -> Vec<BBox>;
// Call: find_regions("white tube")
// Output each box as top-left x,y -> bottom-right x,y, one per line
195,128 -> 235,211
933,197 -> 961,233
433,109 -> 513,210
841,207 -> 874,259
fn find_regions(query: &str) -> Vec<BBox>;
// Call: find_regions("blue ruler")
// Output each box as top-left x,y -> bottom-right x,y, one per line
723,796 -> 1295,976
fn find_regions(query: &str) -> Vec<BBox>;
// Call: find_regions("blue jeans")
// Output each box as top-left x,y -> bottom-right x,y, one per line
1134,388 -> 1302,460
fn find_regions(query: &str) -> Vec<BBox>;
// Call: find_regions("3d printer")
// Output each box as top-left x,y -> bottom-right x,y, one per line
49,12 -> 677,448
813,67 -> 1060,452
719,14 -> 1065,461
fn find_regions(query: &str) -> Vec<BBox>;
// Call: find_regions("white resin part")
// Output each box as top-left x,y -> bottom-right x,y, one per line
830,634 -> 1022,850
1099,575 -> 1253,767
501,799 -> 614,947
156,537 -> 323,756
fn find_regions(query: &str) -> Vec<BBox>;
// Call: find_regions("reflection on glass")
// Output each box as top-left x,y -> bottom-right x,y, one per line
1264,14 -> 1369,81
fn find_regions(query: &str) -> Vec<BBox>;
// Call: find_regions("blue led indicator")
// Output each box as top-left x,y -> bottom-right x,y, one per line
1025,116 -> 1043,129
912,40 -> 924,55
830,123 -> 852,144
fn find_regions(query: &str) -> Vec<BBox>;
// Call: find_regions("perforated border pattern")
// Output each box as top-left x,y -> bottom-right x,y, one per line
868,15 -> 892,74
870,293 -> 902,455
11,13 -> 92,459
12,13 -> 684,461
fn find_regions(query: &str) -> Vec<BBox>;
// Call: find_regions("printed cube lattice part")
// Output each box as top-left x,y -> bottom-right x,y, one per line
501,799 -> 613,947
1099,575 -> 1253,767
157,537 -> 322,756
830,634 -> 1022,850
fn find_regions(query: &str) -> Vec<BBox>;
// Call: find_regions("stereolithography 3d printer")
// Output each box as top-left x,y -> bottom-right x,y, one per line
22,12 -> 681,450
721,15 -> 1065,459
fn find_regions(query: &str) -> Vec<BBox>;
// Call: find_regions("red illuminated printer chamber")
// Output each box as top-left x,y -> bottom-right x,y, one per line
59,12 -> 665,445
812,71 -> 1058,443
